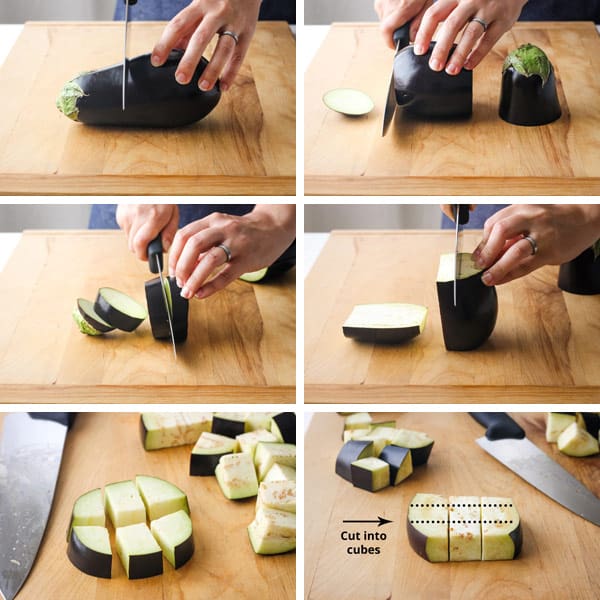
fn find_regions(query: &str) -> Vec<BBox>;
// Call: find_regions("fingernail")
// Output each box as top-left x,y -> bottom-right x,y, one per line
175,72 -> 187,85
414,44 -> 425,55
199,79 -> 210,91
476,256 -> 486,268
195,290 -> 204,299
181,287 -> 192,299
151,54 -> 160,67
464,60 -> 473,70
429,58 -> 442,71
176,278 -> 183,288
482,272 -> 493,285
220,81 -> 229,92
446,63 -> 459,75
163,239 -> 171,252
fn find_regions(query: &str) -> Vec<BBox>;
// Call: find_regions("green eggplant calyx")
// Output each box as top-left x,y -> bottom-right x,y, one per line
56,81 -> 86,121
592,239 -> 600,261
72,306 -> 103,336
503,43 -> 551,86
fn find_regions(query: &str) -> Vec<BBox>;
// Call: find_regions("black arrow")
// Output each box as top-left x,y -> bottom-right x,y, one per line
342,516 -> 393,527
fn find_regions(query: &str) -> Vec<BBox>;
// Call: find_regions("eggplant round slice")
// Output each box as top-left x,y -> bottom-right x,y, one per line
94,287 -> 147,332
57,51 -> 221,128
322,88 -> 374,116
145,276 -> 189,343
67,526 -> 112,579
76,298 -> 116,333
558,247 -> 600,295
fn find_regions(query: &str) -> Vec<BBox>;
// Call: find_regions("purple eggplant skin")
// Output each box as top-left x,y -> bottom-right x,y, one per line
128,551 -> 163,580
558,248 -> 600,295
67,529 -> 112,579
190,451 -> 232,476
436,275 -> 498,351
335,440 -> 374,482
62,50 -> 220,128
174,534 -> 195,569
393,43 -> 472,119
144,276 -> 189,342
343,324 -> 421,345
211,416 -> 245,438
582,413 -> 600,438
272,412 -> 296,445
499,64 -> 561,126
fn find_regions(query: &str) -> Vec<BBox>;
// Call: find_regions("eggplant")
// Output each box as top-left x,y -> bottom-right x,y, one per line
407,493 -> 449,562
343,304 -> 427,344
581,413 -> 600,439
448,496 -> 481,561
271,412 -> 296,445
390,429 -> 434,467
335,440 -> 375,482
254,442 -> 296,481
558,247 -> 600,295
256,480 -> 296,514
94,287 -> 147,332
545,412 -> 577,442
104,480 -> 146,528
135,475 -> 190,521
144,276 -> 189,342
262,463 -> 296,483
557,422 -> 599,457
140,412 -> 212,451
67,488 -> 105,541
211,413 -> 248,437
150,510 -> 195,569
190,432 -> 237,476
56,50 -> 220,128
499,44 -> 561,126
350,457 -> 390,492
394,43 -> 472,119
436,253 -> 498,351
343,413 -> 372,432
481,497 -> 522,560
215,453 -> 259,500
116,523 -> 163,579
322,88 -> 374,116
379,445 -> 413,486
67,526 -> 112,579
75,299 -> 115,334
247,506 -> 296,555
236,429 -> 278,457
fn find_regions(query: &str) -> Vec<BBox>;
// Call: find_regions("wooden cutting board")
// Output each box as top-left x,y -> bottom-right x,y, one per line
305,412 -> 600,600
0,22 -> 295,195
0,231 -> 295,402
0,413 -> 295,600
305,230 -> 600,403
305,22 -> 600,195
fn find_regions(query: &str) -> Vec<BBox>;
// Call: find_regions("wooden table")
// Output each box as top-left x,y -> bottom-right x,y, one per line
0,231 -> 295,402
0,413 -> 295,600
305,412 -> 600,600
0,21 -> 295,195
305,230 -> 600,403
305,22 -> 600,195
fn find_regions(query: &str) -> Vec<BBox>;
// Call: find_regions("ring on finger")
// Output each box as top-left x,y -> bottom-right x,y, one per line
219,30 -> 239,45
523,235 -> 538,256
470,17 -> 488,32
217,243 -> 232,263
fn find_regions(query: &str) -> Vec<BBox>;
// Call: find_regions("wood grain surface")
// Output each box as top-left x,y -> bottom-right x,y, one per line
305,412 -> 600,600
305,22 -> 600,195
305,230 -> 600,403
0,412 -> 295,600
0,231 -> 295,403
0,22 -> 295,196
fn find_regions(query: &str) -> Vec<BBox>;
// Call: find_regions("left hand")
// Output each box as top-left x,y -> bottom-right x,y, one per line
168,205 -> 296,299
473,204 -> 600,286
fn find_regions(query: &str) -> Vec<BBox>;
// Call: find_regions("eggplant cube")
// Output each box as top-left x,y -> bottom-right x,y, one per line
343,412 -> 373,431
116,522 -> 163,580
247,506 -> 296,555
236,429 -> 278,457
350,457 -> 390,492
271,412 -> 296,444
215,452 -> 259,500
212,413 -> 248,437
190,432 -> 237,476
140,412 -> 212,450
150,510 -> 194,569
104,480 -> 146,528
263,463 -> 296,483
379,445 -> 413,486
557,422 -> 600,457
545,412 -> 577,443
135,475 -> 190,521
67,526 -> 112,579
481,497 -> 522,560
68,488 -> 105,540
254,443 -> 296,481
256,480 -> 296,514
449,496 -> 482,561
390,429 -> 434,466
407,493 -> 449,562
335,440 -> 375,482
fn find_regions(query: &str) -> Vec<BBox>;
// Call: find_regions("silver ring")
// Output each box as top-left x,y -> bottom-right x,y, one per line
471,17 -> 488,32
218,243 -> 232,263
523,235 -> 538,256
219,30 -> 239,45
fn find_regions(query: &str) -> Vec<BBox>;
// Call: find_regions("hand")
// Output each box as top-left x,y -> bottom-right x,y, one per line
168,205 -> 296,300
374,0 -> 433,49
151,0 -> 261,92
116,204 -> 179,262
441,204 -> 475,221
472,205 -> 600,286
413,0 -> 527,74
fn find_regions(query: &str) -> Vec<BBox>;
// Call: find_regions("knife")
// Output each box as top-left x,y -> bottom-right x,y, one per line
452,204 -> 469,306
148,234 -> 177,359
470,413 -> 600,526
381,23 -> 411,136
0,413 -> 76,600
122,0 -> 137,110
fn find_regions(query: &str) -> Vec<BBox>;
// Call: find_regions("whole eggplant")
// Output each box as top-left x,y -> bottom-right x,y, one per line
558,247 -> 600,295
57,50 -> 220,127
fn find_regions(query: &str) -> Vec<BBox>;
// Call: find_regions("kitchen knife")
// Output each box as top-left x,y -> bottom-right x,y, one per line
470,413 -> 600,526
381,23 -> 411,136
148,234 -> 177,359
0,413 -> 76,600
122,0 -> 137,110
452,204 -> 469,306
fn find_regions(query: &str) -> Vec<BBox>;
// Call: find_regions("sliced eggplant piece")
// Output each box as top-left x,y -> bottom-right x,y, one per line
499,44 -> 561,126
190,432 -> 237,476
245,413 -> 274,432
558,247 -> 600,295
436,253 -> 498,351
67,526 -> 112,579
254,442 -> 296,481
394,43 -> 472,118
94,287 -> 147,332
236,429 -> 278,457
262,463 -> 296,483
322,88 -> 374,116
343,412 -> 372,432
140,412 -> 212,451
448,496 -> 481,561
247,506 -> 296,555
545,412 -> 577,443
390,428 -> 434,467
342,427 -> 373,443
104,480 -> 146,528
557,422 -> 599,457
76,298 -> 116,333
581,413 -> 600,439
335,440 -> 375,482
211,413 -> 248,437
150,510 -> 194,569
67,488 -> 105,540
379,445 -> 413,486
407,493 -> 449,562
350,457 -> 390,492
145,276 -> 189,342
72,306 -> 103,336
57,51 -> 220,128
481,497 -> 522,560
239,268 -> 269,283
135,475 -> 190,521
343,303 -> 427,344
215,452 -> 259,500
256,480 -> 296,514
271,412 -> 296,444
116,522 -> 163,580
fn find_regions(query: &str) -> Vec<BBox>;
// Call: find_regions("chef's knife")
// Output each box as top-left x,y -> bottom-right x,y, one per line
122,0 -> 137,110
0,413 -> 76,600
148,234 -> 177,359
452,204 -> 469,306
470,413 -> 600,526
381,23 -> 411,136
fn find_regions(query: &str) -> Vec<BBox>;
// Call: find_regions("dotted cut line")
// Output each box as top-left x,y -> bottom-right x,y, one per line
410,503 -> 514,508
410,520 -> 514,525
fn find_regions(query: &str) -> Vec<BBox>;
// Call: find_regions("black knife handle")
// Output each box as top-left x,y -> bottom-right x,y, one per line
28,413 -> 76,429
453,204 -> 470,225
393,23 -> 411,52
148,234 -> 163,274
124,0 -> 138,5
469,413 -> 525,440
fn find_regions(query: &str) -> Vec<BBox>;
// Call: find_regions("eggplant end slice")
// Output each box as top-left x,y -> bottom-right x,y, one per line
323,88 -> 374,116
72,306 -> 103,336
56,81 -> 86,121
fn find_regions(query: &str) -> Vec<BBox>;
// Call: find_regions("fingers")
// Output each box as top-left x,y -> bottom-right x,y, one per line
195,265 -> 239,299
219,36 -> 251,91
426,2 -> 473,71
481,239 -> 538,286
445,16 -> 486,75
175,14 -> 220,85
168,220 -> 212,278
199,32 -> 238,91
161,211 -> 180,253
152,7 -> 200,67
464,21 -> 505,70
180,246 -> 232,299
414,0 -> 455,57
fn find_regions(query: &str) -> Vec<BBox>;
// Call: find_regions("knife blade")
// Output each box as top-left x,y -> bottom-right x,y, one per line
470,412 -> 600,526
148,234 -> 177,359
122,0 -> 137,110
381,23 -> 411,136
0,413 -> 75,600
452,204 -> 469,306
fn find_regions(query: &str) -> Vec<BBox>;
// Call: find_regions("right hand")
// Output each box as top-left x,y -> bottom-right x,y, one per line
116,204 -> 179,262
374,0 -> 433,49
